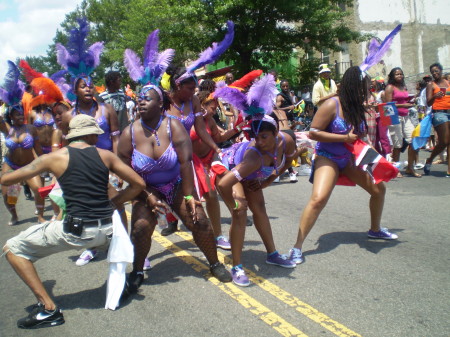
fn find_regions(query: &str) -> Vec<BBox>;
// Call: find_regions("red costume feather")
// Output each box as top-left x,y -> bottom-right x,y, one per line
19,60 -> 44,83
230,70 -> 262,90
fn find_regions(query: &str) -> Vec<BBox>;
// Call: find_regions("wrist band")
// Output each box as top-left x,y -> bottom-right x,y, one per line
234,201 -> 239,210
184,195 -> 193,201
234,125 -> 242,132
231,168 -> 243,181
111,130 -> 120,136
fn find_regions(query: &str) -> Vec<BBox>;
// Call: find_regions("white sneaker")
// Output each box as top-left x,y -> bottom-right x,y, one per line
298,164 -> 311,176
273,176 -> 280,183
289,172 -> 298,183
75,249 -> 97,266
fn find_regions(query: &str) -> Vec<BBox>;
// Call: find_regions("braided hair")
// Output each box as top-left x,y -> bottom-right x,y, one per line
338,66 -> 368,135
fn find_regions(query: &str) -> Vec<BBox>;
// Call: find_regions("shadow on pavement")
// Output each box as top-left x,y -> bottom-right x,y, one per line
304,229 -> 403,256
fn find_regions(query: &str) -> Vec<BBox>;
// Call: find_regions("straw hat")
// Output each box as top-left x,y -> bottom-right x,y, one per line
66,114 -> 104,140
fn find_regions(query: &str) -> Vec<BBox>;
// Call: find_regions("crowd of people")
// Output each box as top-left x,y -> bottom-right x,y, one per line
0,18 -> 448,329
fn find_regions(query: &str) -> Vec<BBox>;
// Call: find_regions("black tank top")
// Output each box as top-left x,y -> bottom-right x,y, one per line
59,146 -> 113,220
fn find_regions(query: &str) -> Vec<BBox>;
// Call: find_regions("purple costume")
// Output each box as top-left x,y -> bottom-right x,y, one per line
5,127 -> 36,169
73,104 -> 112,151
33,113 -> 55,154
222,132 -> 289,181
165,101 -> 202,132
311,97 -> 365,182
131,118 -> 181,204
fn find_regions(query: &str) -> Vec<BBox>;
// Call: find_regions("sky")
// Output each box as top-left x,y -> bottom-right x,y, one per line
0,0 -> 83,79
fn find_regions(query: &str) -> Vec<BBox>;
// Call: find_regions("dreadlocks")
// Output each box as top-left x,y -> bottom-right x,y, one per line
338,66 -> 368,135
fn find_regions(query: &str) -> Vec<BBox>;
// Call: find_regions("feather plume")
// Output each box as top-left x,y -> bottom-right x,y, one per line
19,60 -> 44,82
124,49 -> 145,82
151,49 -> 175,80
143,29 -> 160,67
30,77 -> 64,105
230,70 -> 263,90
187,21 -> 234,73
0,61 -> 24,105
88,42 -> 105,68
214,86 -> 247,111
56,17 -> 104,78
360,24 -> 402,72
246,74 -> 277,115
49,70 -> 68,82
56,43 -> 70,69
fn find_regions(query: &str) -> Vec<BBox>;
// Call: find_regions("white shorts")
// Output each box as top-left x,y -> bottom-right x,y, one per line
388,115 -> 415,148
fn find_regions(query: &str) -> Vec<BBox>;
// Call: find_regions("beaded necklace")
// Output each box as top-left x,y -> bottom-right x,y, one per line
140,116 -> 163,146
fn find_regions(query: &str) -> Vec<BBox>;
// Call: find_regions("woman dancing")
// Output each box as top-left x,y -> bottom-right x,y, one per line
119,29 -> 231,297
214,74 -> 297,287
0,61 -> 45,225
288,66 -> 398,266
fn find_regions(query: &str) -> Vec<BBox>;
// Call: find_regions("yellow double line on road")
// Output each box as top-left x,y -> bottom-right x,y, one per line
151,227 -> 361,337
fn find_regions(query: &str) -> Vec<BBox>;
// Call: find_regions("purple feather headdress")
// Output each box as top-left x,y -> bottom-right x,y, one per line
55,17 -> 104,100
0,61 -> 25,110
359,24 -> 402,73
124,29 -> 174,100
176,21 -> 234,85
214,74 -> 278,133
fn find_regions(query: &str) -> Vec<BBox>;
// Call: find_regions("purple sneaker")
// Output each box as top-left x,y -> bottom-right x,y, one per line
143,257 -> 152,271
368,228 -> 398,240
231,265 -> 250,287
75,249 -> 97,266
288,248 -> 304,264
266,252 -> 296,268
216,236 -> 231,250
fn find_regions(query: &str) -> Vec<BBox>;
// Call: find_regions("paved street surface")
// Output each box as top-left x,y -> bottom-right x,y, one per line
0,161 -> 449,337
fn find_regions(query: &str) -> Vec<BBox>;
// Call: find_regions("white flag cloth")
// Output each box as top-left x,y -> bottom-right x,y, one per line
105,210 -> 134,310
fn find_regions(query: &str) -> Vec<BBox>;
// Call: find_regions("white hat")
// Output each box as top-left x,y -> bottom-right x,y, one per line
318,64 -> 331,74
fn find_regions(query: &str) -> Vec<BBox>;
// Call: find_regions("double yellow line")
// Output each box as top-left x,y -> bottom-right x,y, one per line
151,228 -> 362,337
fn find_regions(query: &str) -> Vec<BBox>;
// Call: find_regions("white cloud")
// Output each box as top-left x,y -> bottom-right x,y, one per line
0,0 -> 83,79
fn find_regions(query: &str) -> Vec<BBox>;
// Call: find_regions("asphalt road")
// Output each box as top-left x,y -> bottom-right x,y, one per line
0,160 -> 449,337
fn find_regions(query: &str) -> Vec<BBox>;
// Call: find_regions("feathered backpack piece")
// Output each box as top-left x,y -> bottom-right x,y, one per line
55,17 -> 104,100
29,78 -> 65,108
0,60 -> 25,110
176,21 -> 235,84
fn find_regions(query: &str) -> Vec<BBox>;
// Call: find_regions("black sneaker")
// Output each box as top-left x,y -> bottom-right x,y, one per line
120,271 -> 144,302
161,220 -> 178,236
17,305 -> 64,329
210,262 -> 232,283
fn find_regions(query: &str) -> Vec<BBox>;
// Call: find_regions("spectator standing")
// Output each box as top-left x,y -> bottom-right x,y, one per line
312,64 -> 337,108
99,71 -> 128,132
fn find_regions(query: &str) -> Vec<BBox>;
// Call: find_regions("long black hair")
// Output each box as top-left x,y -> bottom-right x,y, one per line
338,66 -> 367,135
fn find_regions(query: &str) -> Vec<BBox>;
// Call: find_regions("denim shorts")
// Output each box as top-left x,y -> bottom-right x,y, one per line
432,111 -> 450,127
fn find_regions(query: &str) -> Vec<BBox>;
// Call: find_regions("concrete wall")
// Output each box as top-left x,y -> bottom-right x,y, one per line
330,0 -> 449,86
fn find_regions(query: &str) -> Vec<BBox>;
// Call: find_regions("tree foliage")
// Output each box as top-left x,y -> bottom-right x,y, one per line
23,0 -> 363,87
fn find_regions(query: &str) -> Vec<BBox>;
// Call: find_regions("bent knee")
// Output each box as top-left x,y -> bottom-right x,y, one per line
309,195 -> 329,210
370,182 -> 386,197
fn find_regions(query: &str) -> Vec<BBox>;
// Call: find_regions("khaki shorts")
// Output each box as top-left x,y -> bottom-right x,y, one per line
5,219 -> 113,262
388,115 -> 415,148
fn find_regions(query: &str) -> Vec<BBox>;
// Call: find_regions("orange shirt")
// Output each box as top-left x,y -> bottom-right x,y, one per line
432,81 -> 450,110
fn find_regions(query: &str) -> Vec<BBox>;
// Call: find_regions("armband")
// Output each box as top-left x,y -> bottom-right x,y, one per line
234,200 -> 239,210
231,168 -> 243,181
234,125 -> 242,133
309,128 -> 321,132
194,112 -> 203,118
111,130 -> 120,136
184,195 -> 193,201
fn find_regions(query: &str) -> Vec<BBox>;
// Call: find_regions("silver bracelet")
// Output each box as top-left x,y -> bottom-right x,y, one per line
310,127 -> 321,132
231,168 -> 243,181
